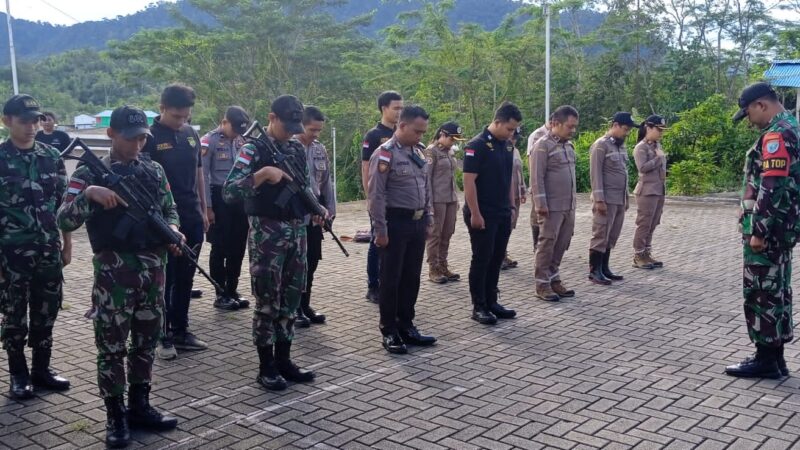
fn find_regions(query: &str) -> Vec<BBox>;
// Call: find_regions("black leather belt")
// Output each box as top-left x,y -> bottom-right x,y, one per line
386,208 -> 425,220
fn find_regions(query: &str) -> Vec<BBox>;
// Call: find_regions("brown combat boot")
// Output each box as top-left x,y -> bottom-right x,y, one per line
646,249 -> 663,268
440,263 -> 460,281
632,252 -> 655,269
536,285 -> 560,302
551,280 -> 575,298
429,265 -> 447,284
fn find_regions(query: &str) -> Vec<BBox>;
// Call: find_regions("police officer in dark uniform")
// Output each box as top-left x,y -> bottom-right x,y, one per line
201,106 -> 252,311
463,102 -> 522,325
368,105 -> 436,354
142,84 -> 208,359
295,106 -> 336,327
361,91 -> 404,303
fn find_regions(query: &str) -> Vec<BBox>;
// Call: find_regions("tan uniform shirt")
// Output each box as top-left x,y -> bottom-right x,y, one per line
633,140 -> 667,196
368,136 -> 433,236
305,139 -> 336,217
589,134 -> 629,206
424,143 -> 458,204
530,132 -> 577,212
526,124 -> 549,157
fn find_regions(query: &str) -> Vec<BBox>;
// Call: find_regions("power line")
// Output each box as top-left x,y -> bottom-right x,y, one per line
30,0 -> 81,24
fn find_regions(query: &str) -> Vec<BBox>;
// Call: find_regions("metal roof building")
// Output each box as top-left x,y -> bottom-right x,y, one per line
763,60 -> 800,121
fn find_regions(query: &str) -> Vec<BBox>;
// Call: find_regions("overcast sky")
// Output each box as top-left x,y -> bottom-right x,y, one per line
5,0 -> 796,26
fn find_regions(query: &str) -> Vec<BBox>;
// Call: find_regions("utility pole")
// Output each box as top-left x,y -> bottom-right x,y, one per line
5,0 -> 18,94
544,0 -> 551,121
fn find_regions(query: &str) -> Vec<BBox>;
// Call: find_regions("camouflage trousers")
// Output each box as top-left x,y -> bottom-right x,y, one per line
93,265 -> 165,398
249,217 -> 307,347
0,243 -> 63,351
742,242 -> 794,347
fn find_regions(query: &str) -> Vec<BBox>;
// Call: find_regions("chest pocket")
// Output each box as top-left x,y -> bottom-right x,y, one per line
36,156 -> 58,197
0,160 -> 25,205
550,146 -> 574,165
214,148 -> 234,171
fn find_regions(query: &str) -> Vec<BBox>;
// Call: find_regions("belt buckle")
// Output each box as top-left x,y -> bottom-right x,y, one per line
413,209 -> 424,220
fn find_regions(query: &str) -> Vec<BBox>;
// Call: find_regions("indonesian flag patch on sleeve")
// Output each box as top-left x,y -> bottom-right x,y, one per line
378,149 -> 392,173
465,148 -> 476,157
362,140 -> 370,149
66,178 -> 87,202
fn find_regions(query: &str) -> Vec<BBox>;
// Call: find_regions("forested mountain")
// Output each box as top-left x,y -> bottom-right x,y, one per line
0,0 -> 580,64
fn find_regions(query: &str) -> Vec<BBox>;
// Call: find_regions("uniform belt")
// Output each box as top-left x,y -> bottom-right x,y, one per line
386,208 -> 425,221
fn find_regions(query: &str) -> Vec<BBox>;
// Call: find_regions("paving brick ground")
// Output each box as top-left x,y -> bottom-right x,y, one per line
1,195 -> 799,449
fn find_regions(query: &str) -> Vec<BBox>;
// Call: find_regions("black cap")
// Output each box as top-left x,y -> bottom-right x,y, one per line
733,82 -> 778,122
109,106 -> 152,139
644,114 -> 667,128
439,121 -> 466,141
2,94 -> 46,121
271,95 -> 304,135
612,112 -> 637,127
225,106 -> 250,135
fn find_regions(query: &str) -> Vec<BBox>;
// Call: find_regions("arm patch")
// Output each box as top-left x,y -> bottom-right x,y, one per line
761,132 -> 789,177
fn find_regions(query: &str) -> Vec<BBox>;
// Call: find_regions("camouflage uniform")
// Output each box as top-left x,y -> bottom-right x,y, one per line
0,140 -> 67,352
56,157 -> 178,398
224,139 -> 309,346
740,111 -> 800,348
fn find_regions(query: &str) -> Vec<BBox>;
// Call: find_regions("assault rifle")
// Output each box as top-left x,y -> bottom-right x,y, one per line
60,138 -> 226,295
242,122 -> 349,257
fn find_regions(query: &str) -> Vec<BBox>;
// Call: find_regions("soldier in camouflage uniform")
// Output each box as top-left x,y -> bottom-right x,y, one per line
224,95 -> 321,391
0,94 -> 71,400
56,106 -> 179,448
726,82 -> 799,379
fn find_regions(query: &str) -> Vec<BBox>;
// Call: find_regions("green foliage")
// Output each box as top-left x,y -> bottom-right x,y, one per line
2,0 -> 788,202
667,159 -> 716,196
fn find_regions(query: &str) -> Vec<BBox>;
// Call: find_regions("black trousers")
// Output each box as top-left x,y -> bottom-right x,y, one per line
208,186 -> 249,297
464,210 -> 512,308
378,217 -> 426,336
302,224 -> 323,309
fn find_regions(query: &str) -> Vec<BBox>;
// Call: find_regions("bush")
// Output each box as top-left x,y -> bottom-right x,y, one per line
667,158 -> 716,195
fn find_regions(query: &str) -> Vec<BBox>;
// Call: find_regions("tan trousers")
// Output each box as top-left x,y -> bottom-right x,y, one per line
589,203 -> 625,252
426,202 -> 458,266
633,195 -> 664,253
534,209 -> 575,288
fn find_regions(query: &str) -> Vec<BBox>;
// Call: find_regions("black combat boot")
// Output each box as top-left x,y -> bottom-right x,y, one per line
256,345 -> 287,390
104,395 -> 130,448
602,248 -> 624,281
778,345 -> 789,377
127,383 -> 178,430
588,250 -> 612,285
274,341 -> 315,383
301,294 -> 326,324
7,348 -> 34,399
725,345 -> 782,379
471,298 -> 498,325
30,347 -> 70,391
487,289 -> 516,319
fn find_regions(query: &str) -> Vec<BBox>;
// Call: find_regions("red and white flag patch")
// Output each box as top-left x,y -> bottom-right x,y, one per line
66,178 -> 87,201
378,149 -> 392,163
465,149 -> 476,157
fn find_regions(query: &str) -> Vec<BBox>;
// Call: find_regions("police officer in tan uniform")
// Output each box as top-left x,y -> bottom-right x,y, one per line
588,112 -> 636,285
530,106 -> 580,301
368,105 -> 436,355
527,120 -> 550,253
424,121 -> 464,284
295,106 -> 336,327
632,115 -> 668,269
